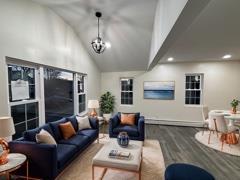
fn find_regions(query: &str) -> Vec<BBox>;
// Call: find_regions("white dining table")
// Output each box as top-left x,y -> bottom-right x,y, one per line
209,110 -> 240,126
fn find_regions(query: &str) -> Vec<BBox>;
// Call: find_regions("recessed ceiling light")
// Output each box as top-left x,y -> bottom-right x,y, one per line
105,42 -> 111,49
222,54 -> 232,59
167,57 -> 174,62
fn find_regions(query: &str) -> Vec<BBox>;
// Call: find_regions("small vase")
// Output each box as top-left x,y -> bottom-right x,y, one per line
232,107 -> 237,114
117,132 -> 129,148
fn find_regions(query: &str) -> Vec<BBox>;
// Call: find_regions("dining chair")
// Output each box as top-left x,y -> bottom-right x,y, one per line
202,106 -> 210,135
234,122 -> 240,143
213,114 -> 237,150
208,113 -> 218,144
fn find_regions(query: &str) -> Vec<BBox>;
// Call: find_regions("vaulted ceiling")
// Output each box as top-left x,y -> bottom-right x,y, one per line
32,0 -> 158,72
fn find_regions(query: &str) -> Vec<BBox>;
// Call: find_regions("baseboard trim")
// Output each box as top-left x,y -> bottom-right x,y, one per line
145,118 -> 204,127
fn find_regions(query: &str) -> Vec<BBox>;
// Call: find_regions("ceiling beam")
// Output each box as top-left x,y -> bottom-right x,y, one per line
148,0 -> 211,70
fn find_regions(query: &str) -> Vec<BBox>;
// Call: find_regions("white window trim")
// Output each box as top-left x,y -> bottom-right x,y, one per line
6,58 -> 88,128
6,60 -> 41,138
184,73 -> 204,106
75,74 -> 88,116
120,77 -> 134,105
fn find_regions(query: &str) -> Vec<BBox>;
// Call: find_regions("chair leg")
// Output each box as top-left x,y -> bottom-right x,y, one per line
221,140 -> 224,151
208,130 -> 212,144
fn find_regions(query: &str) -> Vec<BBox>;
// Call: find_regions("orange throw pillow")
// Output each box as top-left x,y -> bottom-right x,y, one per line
120,113 -> 135,126
59,122 -> 76,140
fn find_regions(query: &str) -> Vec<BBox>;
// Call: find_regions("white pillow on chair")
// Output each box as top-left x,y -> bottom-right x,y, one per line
76,116 -> 91,130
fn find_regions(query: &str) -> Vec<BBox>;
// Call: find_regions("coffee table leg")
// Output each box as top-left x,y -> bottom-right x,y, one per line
92,165 -> 94,180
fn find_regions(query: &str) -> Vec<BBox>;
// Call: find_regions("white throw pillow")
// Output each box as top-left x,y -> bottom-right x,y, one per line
77,116 -> 91,130
36,129 -> 57,145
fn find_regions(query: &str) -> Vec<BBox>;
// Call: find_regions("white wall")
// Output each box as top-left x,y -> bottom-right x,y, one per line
101,61 -> 240,125
0,0 -> 101,116
149,0 -> 188,66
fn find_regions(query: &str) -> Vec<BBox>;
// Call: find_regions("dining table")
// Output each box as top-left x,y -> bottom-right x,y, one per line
209,110 -> 240,127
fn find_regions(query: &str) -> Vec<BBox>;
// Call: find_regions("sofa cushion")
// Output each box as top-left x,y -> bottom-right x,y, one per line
56,144 -> 77,169
118,112 -> 140,125
77,129 -> 98,141
66,116 -> 78,132
49,118 -> 67,141
58,135 -> 90,151
24,124 -> 54,142
113,125 -> 139,137
59,122 -> 76,140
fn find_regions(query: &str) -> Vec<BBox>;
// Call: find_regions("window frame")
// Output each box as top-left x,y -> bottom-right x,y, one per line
120,77 -> 134,106
184,73 -> 204,106
6,60 -> 40,139
75,74 -> 87,115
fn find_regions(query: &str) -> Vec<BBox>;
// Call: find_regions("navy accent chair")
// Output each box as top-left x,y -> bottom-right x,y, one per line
165,163 -> 215,180
109,112 -> 145,141
9,115 -> 99,180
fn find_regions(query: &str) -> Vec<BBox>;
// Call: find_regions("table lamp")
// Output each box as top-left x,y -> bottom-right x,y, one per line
88,100 -> 99,117
0,117 -> 15,165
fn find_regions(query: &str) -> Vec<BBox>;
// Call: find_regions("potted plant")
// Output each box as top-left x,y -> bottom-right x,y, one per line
231,99 -> 239,114
100,92 -> 115,122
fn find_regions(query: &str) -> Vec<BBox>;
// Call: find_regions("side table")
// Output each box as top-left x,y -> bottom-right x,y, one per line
0,153 -> 28,180
98,117 -> 107,139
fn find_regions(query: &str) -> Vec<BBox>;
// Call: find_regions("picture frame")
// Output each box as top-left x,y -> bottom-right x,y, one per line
143,81 -> 175,100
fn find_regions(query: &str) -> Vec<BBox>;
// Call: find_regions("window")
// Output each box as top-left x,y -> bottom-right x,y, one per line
44,68 -> 74,122
120,78 -> 133,105
8,64 -> 39,139
185,74 -> 203,105
77,74 -> 86,114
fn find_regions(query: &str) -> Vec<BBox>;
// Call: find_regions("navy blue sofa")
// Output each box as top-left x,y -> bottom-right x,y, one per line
9,116 -> 99,180
109,112 -> 145,141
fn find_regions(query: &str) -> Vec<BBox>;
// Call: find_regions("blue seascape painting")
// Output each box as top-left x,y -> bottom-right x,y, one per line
144,81 -> 175,100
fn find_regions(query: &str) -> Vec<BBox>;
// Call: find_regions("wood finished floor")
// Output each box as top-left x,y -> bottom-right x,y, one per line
145,124 -> 240,180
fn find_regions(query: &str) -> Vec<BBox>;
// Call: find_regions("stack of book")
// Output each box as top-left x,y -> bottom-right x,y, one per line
109,150 -> 131,160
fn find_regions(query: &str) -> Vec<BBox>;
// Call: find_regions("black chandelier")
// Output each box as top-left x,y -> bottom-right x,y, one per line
91,12 -> 106,54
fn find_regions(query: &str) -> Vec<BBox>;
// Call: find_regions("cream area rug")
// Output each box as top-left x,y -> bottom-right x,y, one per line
195,131 -> 240,156
57,134 -> 165,180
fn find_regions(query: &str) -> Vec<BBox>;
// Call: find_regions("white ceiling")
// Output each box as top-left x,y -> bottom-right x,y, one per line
32,0 -> 158,72
160,0 -> 240,63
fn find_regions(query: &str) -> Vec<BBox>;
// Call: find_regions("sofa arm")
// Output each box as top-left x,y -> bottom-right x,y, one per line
9,141 -> 58,179
109,114 -> 120,137
138,116 -> 145,141
89,117 -> 99,130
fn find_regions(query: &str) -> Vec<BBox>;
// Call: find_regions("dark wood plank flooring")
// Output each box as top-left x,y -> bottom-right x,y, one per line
145,124 -> 240,180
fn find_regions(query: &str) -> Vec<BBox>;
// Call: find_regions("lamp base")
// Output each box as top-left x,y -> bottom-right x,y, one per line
0,150 -> 8,165
0,138 -> 9,165
90,108 -> 98,117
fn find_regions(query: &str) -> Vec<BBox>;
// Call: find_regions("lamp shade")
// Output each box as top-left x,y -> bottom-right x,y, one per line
88,100 -> 99,109
0,117 -> 15,137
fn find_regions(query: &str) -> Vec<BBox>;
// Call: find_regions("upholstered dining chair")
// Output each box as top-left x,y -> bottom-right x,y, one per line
207,113 -> 218,144
202,106 -> 210,135
234,122 -> 240,143
210,114 -> 237,150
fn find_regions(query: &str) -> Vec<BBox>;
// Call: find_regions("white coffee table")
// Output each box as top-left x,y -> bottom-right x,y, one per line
92,139 -> 143,180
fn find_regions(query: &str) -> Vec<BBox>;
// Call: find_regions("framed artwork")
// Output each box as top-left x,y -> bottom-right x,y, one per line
143,81 -> 175,100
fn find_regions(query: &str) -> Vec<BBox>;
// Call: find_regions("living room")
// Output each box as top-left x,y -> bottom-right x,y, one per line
0,0 -> 240,180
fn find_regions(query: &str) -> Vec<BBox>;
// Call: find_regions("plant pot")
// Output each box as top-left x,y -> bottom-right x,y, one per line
232,107 -> 237,114
103,113 -> 112,122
